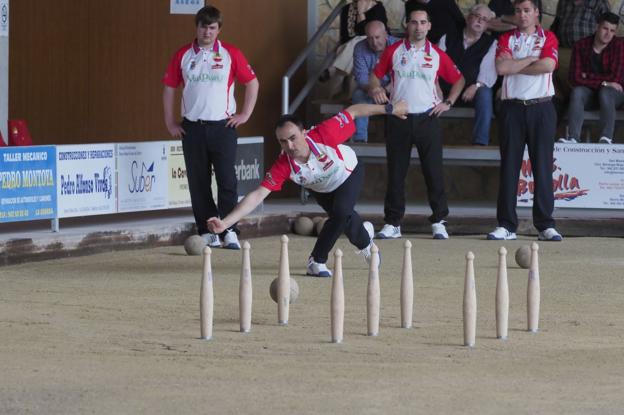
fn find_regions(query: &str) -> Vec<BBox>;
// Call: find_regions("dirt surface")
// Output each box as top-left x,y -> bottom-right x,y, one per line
1,235 -> 623,414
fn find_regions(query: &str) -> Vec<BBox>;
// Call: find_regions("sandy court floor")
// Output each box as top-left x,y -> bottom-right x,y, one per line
1,234 -> 624,414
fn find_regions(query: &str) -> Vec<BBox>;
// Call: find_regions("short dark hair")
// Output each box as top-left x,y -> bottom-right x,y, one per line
513,0 -> 540,9
406,5 -> 430,23
598,11 -> 620,26
195,6 -> 223,28
275,114 -> 304,130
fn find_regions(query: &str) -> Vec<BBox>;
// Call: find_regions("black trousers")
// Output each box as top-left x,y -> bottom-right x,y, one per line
309,163 -> 370,264
181,119 -> 238,236
497,100 -> 556,232
384,114 -> 449,225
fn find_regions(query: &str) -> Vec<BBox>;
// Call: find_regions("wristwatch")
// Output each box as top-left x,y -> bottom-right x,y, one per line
385,103 -> 394,114
444,99 -> 453,107
475,82 -> 483,89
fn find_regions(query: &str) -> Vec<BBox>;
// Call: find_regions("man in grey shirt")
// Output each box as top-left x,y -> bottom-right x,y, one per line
351,20 -> 398,142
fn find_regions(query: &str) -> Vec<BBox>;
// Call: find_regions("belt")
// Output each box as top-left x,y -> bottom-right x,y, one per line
183,118 -> 227,125
506,97 -> 552,106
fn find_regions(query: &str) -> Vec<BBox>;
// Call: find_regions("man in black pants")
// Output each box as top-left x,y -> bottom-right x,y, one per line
488,0 -> 562,241
369,7 -> 465,240
162,5 -> 259,250
207,102 -> 408,277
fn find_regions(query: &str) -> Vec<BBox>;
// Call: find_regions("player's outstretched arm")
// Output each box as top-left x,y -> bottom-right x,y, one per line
207,186 -> 271,234
345,100 -> 408,120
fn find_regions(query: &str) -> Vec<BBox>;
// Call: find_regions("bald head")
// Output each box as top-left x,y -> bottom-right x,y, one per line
365,20 -> 388,53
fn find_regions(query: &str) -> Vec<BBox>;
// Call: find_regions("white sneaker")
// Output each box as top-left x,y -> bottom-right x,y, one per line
223,229 -> 241,250
599,136 -> 613,144
538,227 -> 563,241
306,257 -> 332,278
557,137 -> 578,144
431,220 -> 449,240
201,233 -> 221,248
376,224 -> 401,239
487,227 -> 517,240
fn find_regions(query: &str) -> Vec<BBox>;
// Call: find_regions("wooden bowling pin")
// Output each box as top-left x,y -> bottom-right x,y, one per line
239,241 -> 253,333
331,249 -> 344,343
200,246 -> 213,340
527,242 -> 540,333
400,240 -> 414,329
496,247 -> 509,340
463,252 -> 476,347
277,235 -> 291,326
367,244 -> 380,336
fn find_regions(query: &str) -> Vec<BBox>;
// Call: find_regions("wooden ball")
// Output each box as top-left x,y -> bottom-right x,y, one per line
184,235 -> 205,256
515,245 -> 531,269
293,216 -> 314,236
269,277 -> 299,304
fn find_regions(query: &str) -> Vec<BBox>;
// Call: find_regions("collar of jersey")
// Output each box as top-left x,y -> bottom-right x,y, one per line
192,39 -> 221,55
513,25 -> 545,39
287,136 -> 324,174
403,39 -> 431,54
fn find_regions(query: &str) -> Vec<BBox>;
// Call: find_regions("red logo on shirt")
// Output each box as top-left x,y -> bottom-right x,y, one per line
421,63 -> 433,68
317,152 -> 328,163
213,53 -> 223,62
322,160 -> 335,171
424,56 -> 432,62
212,64 -> 223,70
264,172 -> 276,186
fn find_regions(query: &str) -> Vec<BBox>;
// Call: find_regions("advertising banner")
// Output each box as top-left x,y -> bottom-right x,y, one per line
167,141 -> 192,208
236,137 -> 264,197
56,144 -> 116,218
517,143 -> 624,209
117,142 -> 169,213
0,146 -> 56,222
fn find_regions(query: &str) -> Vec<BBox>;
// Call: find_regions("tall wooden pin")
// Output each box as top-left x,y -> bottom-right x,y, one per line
527,242 -> 540,333
331,249 -> 344,343
463,252 -> 476,347
200,246 -> 213,340
401,240 -> 414,329
496,247 -> 509,340
367,244 -> 380,336
277,235 -> 291,326
239,241 -> 252,333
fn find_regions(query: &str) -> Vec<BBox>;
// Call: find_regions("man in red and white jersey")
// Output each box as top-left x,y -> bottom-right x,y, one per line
162,6 -> 259,250
368,7 -> 465,241
487,0 -> 563,242
207,102 -> 408,278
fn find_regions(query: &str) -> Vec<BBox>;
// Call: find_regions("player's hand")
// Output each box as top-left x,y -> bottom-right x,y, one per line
370,87 -> 388,104
166,122 -> 185,139
392,100 -> 408,119
430,101 -> 451,117
207,217 -> 226,234
461,84 -> 478,102
226,113 -> 250,128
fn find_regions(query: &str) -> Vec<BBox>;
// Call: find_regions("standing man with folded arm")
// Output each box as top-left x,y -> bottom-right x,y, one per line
368,6 -> 465,240
162,5 -> 259,250
487,0 -> 562,242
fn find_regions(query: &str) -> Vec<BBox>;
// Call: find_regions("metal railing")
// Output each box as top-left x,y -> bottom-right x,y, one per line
281,0 -> 346,115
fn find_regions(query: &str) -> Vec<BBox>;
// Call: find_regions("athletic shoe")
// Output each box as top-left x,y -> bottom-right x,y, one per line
538,228 -> 563,241
201,233 -> 221,248
557,137 -> 578,144
306,257 -> 332,278
599,136 -> 613,144
431,220 -> 449,240
487,227 -> 517,240
376,224 -> 401,239
223,229 -> 241,250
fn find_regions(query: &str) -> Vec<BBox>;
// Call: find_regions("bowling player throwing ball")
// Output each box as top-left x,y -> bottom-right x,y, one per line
207,101 -> 408,277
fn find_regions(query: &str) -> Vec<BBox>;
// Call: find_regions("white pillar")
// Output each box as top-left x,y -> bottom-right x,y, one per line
0,0 -> 8,144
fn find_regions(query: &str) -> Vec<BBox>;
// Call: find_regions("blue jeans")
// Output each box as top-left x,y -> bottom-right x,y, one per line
352,88 -> 373,142
473,86 -> 493,145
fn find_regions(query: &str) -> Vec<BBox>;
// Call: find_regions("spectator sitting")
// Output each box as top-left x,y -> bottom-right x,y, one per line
320,0 -> 388,97
404,0 -> 466,44
559,12 -> 623,145
550,0 -> 611,101
438,4 -> 497,146
351,20 -> 399,143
